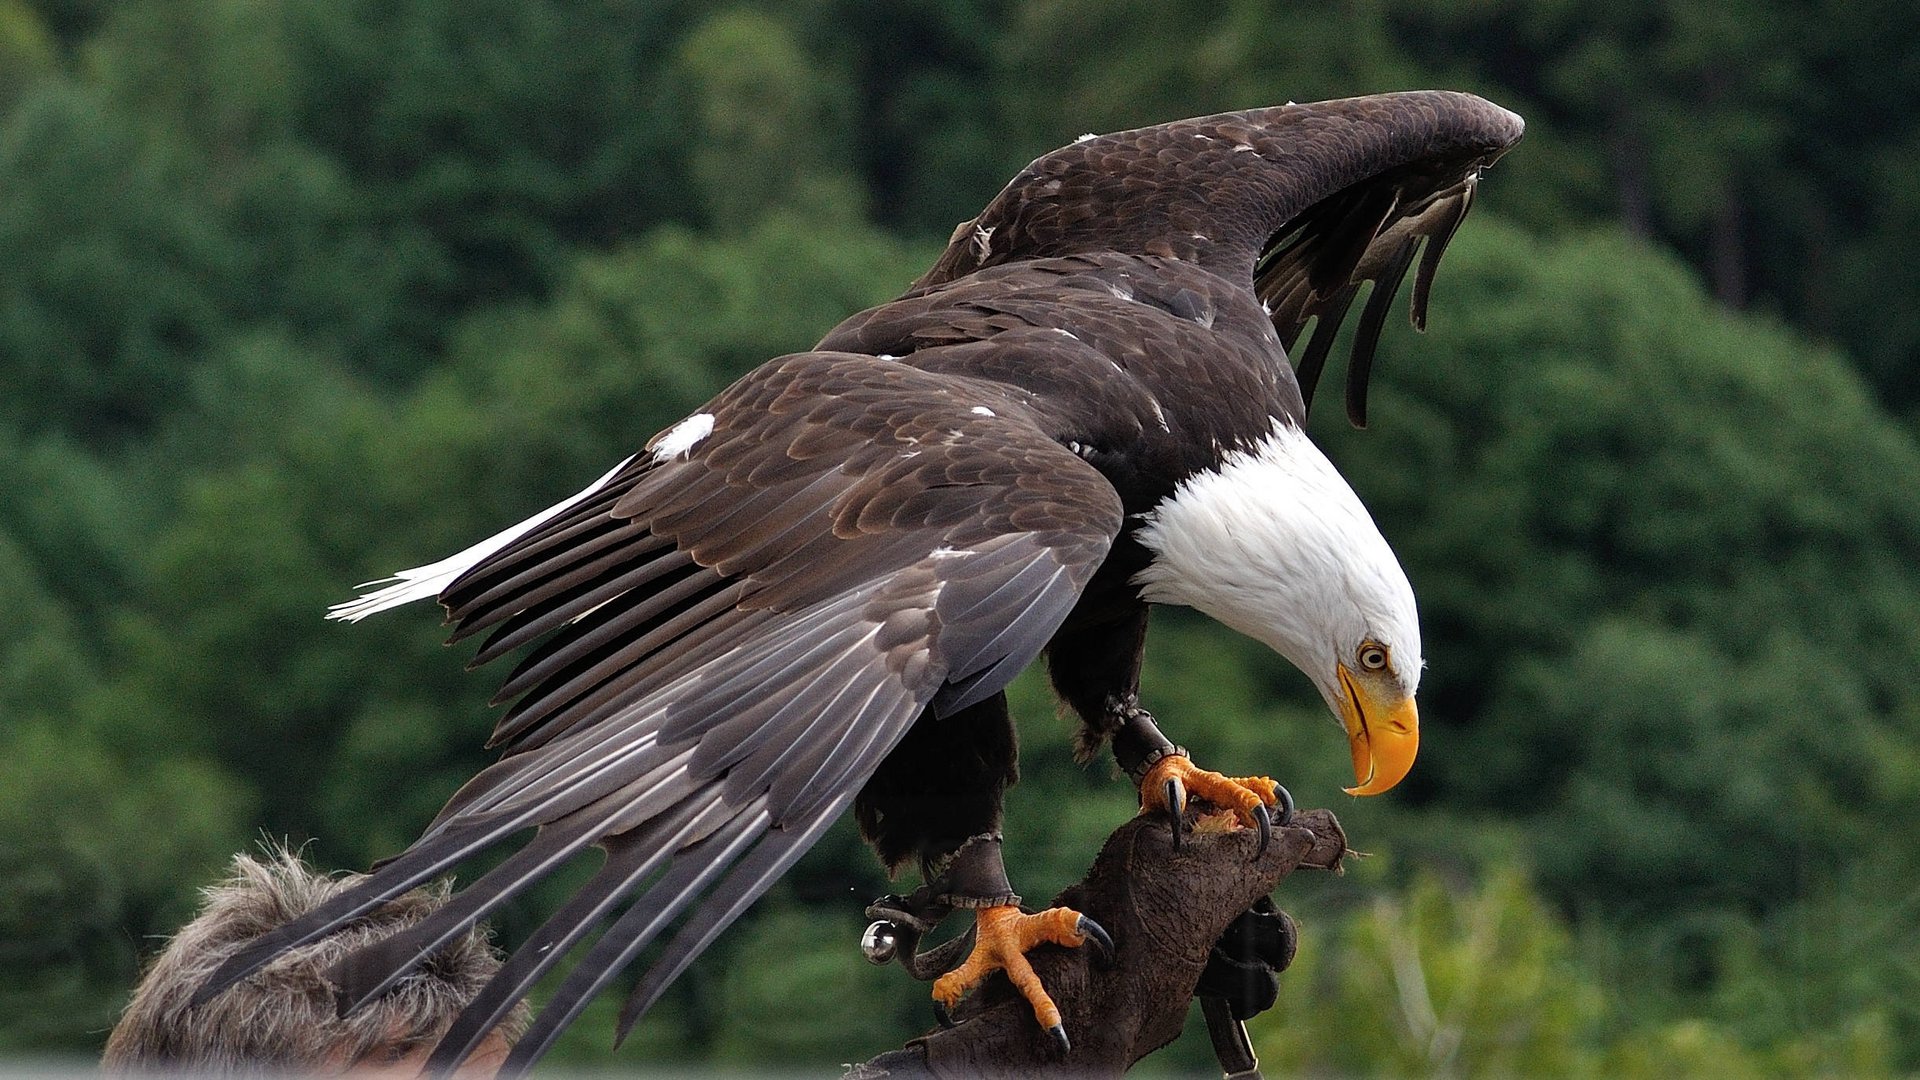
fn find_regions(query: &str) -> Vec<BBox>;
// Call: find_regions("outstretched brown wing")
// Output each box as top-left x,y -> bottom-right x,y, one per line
914,90 -> 1523,425
193,352 -> 1122,1073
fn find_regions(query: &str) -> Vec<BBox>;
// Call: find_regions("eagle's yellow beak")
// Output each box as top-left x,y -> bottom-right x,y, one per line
1338,664 -> 1419,796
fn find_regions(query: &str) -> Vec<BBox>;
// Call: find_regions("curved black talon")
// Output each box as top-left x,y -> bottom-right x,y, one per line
1076,914 -> 1114,966
1046,1023 -> 1071,1057
932,999 -> 956,1029
1250,803 -> 1272,861
1165,775 -> 1187,850
1273,782 -> 1295,827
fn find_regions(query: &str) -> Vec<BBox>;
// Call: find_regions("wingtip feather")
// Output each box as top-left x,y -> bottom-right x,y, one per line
324,455 -> 638,625
326,572 -> 449,622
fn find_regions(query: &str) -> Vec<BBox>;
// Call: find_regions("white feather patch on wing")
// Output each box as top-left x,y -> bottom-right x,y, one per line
327,455 -> 637,623
650,412 -> 715,462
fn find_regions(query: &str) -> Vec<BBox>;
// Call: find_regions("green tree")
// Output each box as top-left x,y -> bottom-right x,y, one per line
1255,867 -> 1897,1078
1257,868 -> 1604,1077
0,0 -> 55,113
0,83 -> 240,441
269,0 -> 695,312
668,9 -> 864,230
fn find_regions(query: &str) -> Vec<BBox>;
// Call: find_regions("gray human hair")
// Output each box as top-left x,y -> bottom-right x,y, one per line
103,843 -> 529,1074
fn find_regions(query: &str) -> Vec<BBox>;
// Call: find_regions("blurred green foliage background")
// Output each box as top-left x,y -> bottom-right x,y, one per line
3,0 -> 1918,1074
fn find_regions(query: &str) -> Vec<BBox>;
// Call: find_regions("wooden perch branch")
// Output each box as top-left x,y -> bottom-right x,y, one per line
850,808 -> 1347,1078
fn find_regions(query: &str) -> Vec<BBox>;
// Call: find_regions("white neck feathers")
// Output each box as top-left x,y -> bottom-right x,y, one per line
1131,420 -> 1420,699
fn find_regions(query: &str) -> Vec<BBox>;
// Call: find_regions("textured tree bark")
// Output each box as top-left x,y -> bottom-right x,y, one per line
849,808 -> 1347,1078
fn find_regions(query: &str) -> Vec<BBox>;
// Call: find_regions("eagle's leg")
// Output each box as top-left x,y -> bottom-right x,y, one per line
1050,605 -> 1291,853
1111,701 -> 1290,856
1145,752 -> 1288,856
855,695 -> 1111,1053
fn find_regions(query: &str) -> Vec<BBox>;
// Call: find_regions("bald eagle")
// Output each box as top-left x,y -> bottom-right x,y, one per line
195,91 -> 1522,1070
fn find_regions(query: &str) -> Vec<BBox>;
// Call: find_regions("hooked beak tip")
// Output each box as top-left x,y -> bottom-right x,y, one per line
1339,669 -> 1419,797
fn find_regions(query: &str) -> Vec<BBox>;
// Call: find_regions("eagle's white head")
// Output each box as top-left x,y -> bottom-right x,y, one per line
1133,419 -> 1422,795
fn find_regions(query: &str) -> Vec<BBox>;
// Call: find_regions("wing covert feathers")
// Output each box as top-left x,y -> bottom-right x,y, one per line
917,90 -> 1521,426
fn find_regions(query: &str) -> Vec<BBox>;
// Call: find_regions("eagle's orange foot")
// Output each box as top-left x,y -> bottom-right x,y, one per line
1140,754 -> 1293,857
930,904 -> 1112,1055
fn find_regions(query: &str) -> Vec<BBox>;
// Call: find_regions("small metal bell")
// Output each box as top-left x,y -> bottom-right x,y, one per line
861,919 -> 900,965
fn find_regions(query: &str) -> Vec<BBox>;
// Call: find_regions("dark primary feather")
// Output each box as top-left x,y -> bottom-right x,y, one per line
502,805 -> 774,1072
191,90 -> 1521,1072
420,822 -> 696,1072
1257,166 -> 1484,424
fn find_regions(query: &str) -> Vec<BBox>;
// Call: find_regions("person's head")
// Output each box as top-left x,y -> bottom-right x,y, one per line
103,844 -> 528,1075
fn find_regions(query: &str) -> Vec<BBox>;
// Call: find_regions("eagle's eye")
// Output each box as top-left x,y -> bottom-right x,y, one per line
1357,642 -> 1390,672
